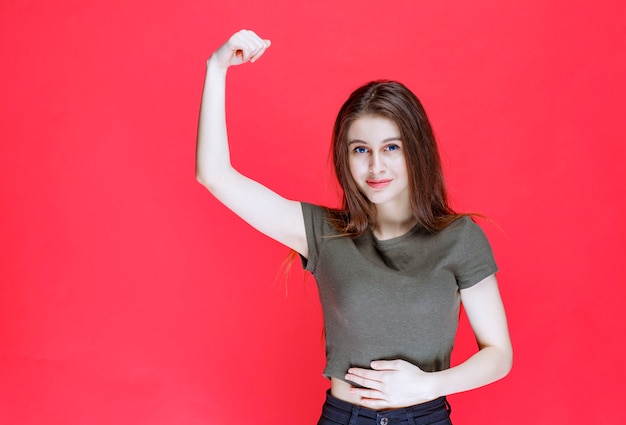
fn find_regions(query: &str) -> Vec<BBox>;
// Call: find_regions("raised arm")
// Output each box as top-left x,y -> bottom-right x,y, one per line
196,30 -> 307,257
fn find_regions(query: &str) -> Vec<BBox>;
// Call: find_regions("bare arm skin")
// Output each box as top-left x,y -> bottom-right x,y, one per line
196,30 -> 308,257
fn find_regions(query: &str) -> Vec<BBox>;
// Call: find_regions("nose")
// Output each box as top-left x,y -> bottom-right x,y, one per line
369,152 -> 385,174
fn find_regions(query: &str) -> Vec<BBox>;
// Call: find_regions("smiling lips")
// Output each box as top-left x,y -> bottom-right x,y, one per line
366,179 -> 392,189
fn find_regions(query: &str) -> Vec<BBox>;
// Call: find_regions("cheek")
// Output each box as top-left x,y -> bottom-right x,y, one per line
393,157 -> 409,179
400,163 -> 410,180
347,157 -> 360,179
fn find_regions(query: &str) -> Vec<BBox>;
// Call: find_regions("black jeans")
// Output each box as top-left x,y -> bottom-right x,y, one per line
317,391 -> 452,425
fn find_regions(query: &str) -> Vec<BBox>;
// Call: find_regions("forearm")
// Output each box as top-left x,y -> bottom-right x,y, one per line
346,346 -> 512,409
430,344 -> 512,398
195,59 -> 232,189
431,274 -> 513,398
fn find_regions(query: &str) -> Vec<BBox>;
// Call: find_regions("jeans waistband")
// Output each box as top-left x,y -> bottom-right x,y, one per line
323,390 -> 451,423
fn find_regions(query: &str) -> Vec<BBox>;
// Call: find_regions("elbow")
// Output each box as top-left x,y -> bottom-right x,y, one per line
480,342 -> 513,381
196,169 -> 208,187
501,360 -> 513,381
196,170 -> 216,192
196,160 -> 236,193
196,165 -> 230,194
497,345 -> 514,380
196,150 -> 231,191
195,164 -> 215,190
195,160 -> 214,190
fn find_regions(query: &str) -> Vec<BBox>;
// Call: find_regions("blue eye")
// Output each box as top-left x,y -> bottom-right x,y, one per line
353,146 -> 368,154
385,144 -> 400,151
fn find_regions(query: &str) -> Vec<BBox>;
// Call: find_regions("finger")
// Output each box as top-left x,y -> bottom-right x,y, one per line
345,374 -> 383,391
370,360 -> 403,370
359,397 -> 390,410
346,367 -> 383,381
239,30 -> 268,56
229,30 -> 266,63
226,34 -> 250,63
349,387 -> 384,400
250,40 -> 271,63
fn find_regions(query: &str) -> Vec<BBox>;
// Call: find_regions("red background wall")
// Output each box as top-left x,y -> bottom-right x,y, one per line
1,1 -> 624,423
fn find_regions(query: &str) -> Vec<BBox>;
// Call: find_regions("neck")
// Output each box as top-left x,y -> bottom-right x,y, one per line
371,205 -> 417,240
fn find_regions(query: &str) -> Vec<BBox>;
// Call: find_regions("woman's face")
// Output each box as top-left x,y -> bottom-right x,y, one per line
347,115 -> 411,212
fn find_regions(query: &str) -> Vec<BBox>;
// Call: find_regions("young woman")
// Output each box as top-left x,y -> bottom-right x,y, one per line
196,29 -> 512,425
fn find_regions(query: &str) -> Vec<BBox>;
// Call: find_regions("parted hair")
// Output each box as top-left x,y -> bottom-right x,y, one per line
328,80 -> 461,236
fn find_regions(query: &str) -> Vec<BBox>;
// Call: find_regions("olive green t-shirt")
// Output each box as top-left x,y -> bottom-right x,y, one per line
300,202 -> 498,381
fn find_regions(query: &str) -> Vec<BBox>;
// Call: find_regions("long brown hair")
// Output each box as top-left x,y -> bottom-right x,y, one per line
329,80 -> 461,236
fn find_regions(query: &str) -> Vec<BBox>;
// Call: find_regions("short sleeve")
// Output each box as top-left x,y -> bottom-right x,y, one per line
454,217 -> 499,290
299,202 -> 329,274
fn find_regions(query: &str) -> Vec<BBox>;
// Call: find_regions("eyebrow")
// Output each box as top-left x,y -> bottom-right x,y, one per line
348,136 -> 402,145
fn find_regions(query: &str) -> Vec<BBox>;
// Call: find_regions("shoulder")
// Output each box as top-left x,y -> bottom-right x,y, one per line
449,214 -> 478,229
445,215 -> 498,288
300,202 -> 331,228
447,215 -> 493,252
438,215 -> 488,242
300,201 -> 326,217
300,201 -> 343,238
299,202 -> 342,273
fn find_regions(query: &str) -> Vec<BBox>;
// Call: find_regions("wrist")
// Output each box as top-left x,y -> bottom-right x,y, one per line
206,55 -> 228,75
423,370 -> 447,400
